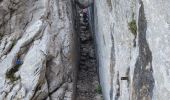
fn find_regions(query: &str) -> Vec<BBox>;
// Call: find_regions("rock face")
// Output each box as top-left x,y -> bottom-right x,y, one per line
0,0 -> 78,100
1,0 -> 170,100
92,0 -> 170,100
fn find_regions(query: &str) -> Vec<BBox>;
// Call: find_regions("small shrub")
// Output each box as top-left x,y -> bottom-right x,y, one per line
128,19 -> 137,36
6,62 -> 21,82
96,85 -> 102,94
6,72 -> 20,82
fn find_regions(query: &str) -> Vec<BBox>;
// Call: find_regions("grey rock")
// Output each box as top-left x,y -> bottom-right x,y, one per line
91,0 -> 170,100
1,0 -> 170,100
0,0 -> 77,100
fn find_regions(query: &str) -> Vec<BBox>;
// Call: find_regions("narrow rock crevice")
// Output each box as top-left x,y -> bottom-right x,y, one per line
75,7 -> 103,100
110,27 -> 116,100
1,0 -> 169,99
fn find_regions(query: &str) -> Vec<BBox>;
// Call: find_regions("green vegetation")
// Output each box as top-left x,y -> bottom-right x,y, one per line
6,64 -> 21,82
96,85 -> 102,94
128,19 -> 137,36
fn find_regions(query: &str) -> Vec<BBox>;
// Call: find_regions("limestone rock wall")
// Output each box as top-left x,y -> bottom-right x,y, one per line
93,0 -> 170,100
0,0 -> 78,100
1,0 -> 170,100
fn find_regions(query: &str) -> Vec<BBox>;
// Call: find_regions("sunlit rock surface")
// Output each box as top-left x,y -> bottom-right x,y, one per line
92,0 -> 170,100
0,0 -> 78,100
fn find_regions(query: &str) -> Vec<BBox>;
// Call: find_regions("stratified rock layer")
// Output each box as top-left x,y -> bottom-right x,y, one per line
0,0 -> 78,100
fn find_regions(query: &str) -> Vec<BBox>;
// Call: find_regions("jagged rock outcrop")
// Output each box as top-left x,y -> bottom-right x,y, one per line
92,0 -> 170,100
0,0 -> 78,100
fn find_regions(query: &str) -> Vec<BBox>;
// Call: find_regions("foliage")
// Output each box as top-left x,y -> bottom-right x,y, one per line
6,64 -> 21,82
96,85 -> 102,94
128,19 -> 137,36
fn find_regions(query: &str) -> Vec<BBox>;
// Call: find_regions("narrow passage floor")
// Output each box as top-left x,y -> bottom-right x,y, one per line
76,9 -> 103,100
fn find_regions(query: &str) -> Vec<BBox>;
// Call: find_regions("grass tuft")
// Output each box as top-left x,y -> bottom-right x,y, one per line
128,19 -> 137,36
96,85 -> 102,94
6,63 -> 21,82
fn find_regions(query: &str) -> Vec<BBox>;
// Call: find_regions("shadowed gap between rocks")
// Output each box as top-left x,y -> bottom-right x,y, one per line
75,4 -> 103,100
